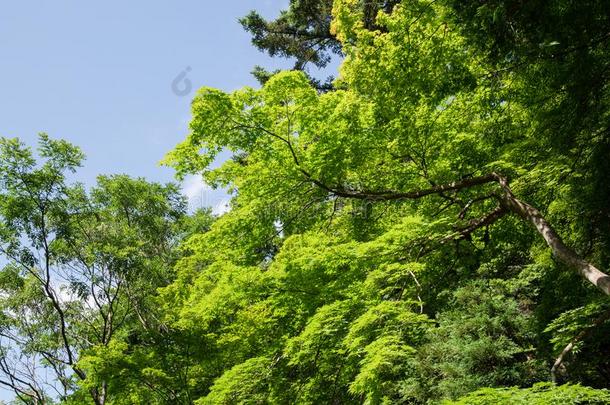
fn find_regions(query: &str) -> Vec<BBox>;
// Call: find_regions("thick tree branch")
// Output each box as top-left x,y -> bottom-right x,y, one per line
301,167 -> 610,295
254,125 -> 610,295
493,173 -> 610,296
307,173 -> 498,201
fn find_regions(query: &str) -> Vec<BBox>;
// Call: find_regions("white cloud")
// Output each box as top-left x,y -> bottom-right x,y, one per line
182,175 -> 231,215
182,175 -> 212,201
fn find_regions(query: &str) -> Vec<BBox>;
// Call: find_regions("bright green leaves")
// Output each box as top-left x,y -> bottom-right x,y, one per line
362,262 -> 424,303
285,299 -> 356,365
163,88 -> 237,179
280,298 -> 430,403
300,90 -> 379,186
344,301 -> 429,353
156,0 -> 610,403
348,334 -> 414,404
448,382 -> 610,405
335,0 -> 477,106
345,302 -> 429,403
332,0 -> 533,191
164,72 -> 316,183
260,70 -> 318,108
330,0 -> 364,44
165,70 -> 371,195
162,220 -> 439,404
77,341 -> 131,396
197,356 -> 275,405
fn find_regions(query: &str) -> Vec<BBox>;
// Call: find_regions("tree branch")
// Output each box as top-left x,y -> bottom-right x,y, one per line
550,307 -> 610,383
493,173 -> 610,296
253,125 -> 610,295
304,169 -> 610,295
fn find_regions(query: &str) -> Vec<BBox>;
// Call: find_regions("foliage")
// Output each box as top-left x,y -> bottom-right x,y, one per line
0,135 -> 189,403
448,382 -> 610,404
240,0 -> 401,88
160,0 -> 610,402
3,0 -> 610,403
406,280 -> 546,401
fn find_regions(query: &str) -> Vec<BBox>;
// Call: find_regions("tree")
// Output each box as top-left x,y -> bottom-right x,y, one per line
3,0 -> 609,402
240,0 -> 401,89
162,0 -> 610,401
0,135 -> 186,404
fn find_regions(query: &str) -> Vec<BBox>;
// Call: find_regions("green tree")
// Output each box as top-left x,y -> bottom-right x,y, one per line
3,0 -> 609,402
240,0 -> 401,89
163,0 -> 610,402
0,135 -> 186,404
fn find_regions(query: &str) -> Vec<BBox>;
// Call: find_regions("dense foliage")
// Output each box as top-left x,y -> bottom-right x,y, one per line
1,0 -> 610,403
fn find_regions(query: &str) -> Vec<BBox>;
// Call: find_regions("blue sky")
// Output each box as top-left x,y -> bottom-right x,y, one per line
0,0 -> 295,216
0,0 -> 302,400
